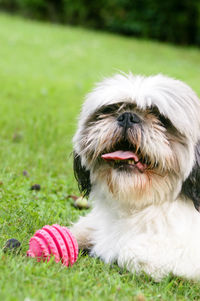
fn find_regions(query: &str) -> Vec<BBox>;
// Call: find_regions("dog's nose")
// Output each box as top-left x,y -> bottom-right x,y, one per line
117,112 -> 141,128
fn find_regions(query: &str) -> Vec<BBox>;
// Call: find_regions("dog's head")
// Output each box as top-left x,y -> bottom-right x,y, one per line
73,74 -> 200,209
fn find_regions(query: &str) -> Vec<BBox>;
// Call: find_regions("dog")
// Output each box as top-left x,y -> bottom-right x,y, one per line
71,73 -> 200,281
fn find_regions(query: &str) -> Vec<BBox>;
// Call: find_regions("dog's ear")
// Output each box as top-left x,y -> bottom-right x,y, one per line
73,152 -> 91,197
182,140 -> 200,212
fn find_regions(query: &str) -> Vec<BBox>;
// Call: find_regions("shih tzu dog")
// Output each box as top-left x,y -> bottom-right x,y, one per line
71,73 -> 200,281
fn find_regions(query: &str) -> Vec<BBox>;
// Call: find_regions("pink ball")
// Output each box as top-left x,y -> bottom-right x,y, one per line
27,224 -> 78,267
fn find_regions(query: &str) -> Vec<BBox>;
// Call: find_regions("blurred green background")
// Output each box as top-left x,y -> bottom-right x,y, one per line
0,0 -> 200,46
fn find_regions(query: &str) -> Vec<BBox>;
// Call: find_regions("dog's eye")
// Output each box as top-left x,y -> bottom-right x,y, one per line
149,106 -> 172,129
158,114 -> 172,128
100,105 -> 116,115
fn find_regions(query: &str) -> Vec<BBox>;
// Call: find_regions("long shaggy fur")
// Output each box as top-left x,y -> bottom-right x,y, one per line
71,73 -> 200,281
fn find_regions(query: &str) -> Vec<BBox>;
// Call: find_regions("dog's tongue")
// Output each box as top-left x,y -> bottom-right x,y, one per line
102,151 -> 147,172
102,151 -> 139,162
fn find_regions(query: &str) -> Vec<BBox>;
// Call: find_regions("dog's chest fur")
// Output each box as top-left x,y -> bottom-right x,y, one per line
88,196 -> 200,280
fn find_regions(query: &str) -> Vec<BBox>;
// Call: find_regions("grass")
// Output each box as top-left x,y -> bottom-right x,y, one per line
0,12 -> 200,301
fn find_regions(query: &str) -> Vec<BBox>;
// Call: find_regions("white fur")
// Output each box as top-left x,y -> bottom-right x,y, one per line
71,73 -> 200,281
74,74 -> 200,146
72,193 -> 200,281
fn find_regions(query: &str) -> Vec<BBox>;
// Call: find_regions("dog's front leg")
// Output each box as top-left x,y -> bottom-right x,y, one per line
70,213 -> 95,250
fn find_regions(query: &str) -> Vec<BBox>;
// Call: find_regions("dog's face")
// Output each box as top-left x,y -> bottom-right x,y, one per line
73,74 -> 200,209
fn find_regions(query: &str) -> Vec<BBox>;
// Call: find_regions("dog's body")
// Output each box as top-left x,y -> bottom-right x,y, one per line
72,193 -> 200,281
71,74 -> 200,281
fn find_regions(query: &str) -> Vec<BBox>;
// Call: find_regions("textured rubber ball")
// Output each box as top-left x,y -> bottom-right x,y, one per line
27,225 -> 78,267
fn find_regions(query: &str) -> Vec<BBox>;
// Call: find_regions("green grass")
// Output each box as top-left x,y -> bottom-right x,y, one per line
0,12 -> 200,301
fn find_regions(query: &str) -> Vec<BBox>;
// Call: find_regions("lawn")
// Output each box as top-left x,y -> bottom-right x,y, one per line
0,12 -> 200,301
